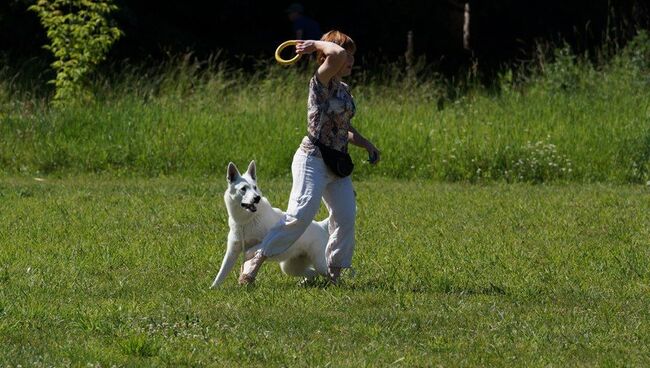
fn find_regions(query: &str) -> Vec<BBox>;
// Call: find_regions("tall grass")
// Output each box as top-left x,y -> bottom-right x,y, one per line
1,31 -> 649,183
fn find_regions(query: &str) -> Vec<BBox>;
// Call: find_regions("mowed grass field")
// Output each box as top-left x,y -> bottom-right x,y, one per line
1,176 -> 649,366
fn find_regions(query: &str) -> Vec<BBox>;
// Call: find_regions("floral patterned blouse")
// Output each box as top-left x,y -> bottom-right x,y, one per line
300,75 -> 356,155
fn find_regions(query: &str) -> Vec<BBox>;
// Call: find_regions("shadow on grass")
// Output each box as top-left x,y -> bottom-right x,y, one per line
345,276 -> 510,297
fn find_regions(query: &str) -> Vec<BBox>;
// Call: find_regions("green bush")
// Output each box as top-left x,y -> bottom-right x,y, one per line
29,0 -> 122,107
622,30 -> 650,72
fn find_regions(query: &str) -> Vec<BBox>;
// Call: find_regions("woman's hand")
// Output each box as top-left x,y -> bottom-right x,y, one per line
348,127 -> 381,165
295,40 -> 317,55
366,143 -> 381,165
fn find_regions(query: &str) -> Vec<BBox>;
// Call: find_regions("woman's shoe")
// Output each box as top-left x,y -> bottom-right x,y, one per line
238,251 -> 267,285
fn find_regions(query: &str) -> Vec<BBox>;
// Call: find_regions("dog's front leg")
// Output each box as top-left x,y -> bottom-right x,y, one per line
210,232 -> 242,288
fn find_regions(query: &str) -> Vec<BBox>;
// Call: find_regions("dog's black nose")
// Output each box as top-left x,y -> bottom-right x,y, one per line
254,195 -> 261,203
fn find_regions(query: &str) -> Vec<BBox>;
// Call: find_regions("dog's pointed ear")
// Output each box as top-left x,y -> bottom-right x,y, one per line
246,160 -> 257,181
227,162 -> 241,183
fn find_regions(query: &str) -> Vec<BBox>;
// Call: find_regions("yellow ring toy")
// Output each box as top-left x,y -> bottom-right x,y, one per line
275,40 -> 302,66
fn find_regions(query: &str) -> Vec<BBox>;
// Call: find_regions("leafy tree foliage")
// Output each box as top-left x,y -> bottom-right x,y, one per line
29,0 -> 122,106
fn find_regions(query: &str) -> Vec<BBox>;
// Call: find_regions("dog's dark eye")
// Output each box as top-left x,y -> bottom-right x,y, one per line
240,187 -> 247,193
254,186 -> 257,190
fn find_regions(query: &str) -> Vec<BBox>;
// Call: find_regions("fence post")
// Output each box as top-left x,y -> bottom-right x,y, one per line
405,30 -> 415,79
463,2 -> 471,51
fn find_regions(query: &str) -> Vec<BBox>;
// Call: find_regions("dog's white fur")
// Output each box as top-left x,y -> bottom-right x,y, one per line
210,160 -> 329,288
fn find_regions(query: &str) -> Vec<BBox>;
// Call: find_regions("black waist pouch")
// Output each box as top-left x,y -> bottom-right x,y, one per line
309,135 -> 354,177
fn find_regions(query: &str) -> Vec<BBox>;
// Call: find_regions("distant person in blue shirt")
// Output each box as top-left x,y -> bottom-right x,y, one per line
286,3 -> 322,40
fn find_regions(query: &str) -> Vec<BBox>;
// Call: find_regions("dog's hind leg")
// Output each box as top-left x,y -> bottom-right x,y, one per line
308,247 -> 328,276
279,255 -> 317,278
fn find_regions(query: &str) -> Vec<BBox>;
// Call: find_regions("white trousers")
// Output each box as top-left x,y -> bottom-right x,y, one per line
260,148 -> 356,268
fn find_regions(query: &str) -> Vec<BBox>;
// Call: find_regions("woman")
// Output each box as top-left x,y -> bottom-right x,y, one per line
239,30 -> 381,285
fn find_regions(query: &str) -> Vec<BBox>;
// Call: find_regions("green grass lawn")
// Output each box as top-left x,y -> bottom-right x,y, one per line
1,176 -> 649,366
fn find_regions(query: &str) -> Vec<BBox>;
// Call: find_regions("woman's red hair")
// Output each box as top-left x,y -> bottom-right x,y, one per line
317,30 -> 356,65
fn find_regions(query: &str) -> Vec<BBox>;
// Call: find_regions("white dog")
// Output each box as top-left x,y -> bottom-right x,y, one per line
210,161 -> 329,288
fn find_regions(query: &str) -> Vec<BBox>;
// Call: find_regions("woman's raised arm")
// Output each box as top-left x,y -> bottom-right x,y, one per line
295,40 -> 347,85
